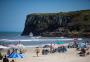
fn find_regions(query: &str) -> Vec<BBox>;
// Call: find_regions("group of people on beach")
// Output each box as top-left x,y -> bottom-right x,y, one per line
35,40 -> 90,57
0,48 -> 24,62
35,44 -> 67,57
68,40 -> 90,56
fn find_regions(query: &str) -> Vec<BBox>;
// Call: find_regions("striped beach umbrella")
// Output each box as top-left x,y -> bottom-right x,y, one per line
8,53 -> 23,58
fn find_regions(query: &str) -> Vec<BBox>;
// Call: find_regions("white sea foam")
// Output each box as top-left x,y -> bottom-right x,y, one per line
0,38 -> 83,42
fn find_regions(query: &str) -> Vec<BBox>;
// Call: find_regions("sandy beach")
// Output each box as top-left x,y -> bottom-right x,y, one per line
0,47 -> 90,62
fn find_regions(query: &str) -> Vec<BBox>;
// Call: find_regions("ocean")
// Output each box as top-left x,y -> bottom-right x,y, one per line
0,32 -> 90,46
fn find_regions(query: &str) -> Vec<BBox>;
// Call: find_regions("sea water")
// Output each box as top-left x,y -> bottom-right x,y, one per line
0,32 -> 90,47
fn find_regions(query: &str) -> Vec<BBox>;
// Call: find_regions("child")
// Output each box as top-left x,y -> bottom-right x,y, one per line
35,47 -> 40,57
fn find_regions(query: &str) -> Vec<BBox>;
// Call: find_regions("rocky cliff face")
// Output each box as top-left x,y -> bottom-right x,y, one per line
21,10 -> 90,37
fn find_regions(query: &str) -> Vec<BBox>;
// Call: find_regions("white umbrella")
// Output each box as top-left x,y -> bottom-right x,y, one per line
53,43 -> 69,47
52,44 -> 58,49
8,44 -> 17,49
0,45 -> 9,49
16,44 -> 25,49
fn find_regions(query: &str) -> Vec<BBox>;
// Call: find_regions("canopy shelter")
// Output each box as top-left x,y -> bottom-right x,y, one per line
8,53 -> 23,58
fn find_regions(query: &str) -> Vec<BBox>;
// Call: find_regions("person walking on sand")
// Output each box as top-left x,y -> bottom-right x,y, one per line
35,47 -> 40,57
3,55 -> 9,62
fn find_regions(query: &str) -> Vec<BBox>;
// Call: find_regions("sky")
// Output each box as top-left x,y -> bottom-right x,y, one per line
0,0 -> 90,32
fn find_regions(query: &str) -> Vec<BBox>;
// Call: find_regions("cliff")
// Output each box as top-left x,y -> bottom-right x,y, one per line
21,10 -> 90,37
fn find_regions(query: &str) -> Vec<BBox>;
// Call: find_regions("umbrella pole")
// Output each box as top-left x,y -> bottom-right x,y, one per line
50,42 -> 53,53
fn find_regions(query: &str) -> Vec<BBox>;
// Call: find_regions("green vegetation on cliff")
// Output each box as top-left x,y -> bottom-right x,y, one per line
22,9 -> 90,37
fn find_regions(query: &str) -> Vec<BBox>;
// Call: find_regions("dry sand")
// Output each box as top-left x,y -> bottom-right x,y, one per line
0,48 -> 90,62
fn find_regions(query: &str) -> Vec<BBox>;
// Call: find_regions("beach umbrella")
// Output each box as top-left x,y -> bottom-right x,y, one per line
0,45 -> 9,49
8,53 -> 23,58
56,41 -> 64,44
16,44 -> 25,49
43,45 -> 50,48
51,44 -> 58,48
55,41 -> 66,47
8,44 -> 17,49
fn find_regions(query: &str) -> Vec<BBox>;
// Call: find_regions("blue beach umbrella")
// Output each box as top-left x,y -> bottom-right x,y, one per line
8,53 -> 23,58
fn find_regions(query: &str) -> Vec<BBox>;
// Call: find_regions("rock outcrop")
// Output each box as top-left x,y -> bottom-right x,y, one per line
21,10 -> 90,37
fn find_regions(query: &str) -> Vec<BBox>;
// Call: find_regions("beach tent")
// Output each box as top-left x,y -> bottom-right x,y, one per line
8,53 -> 23,58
